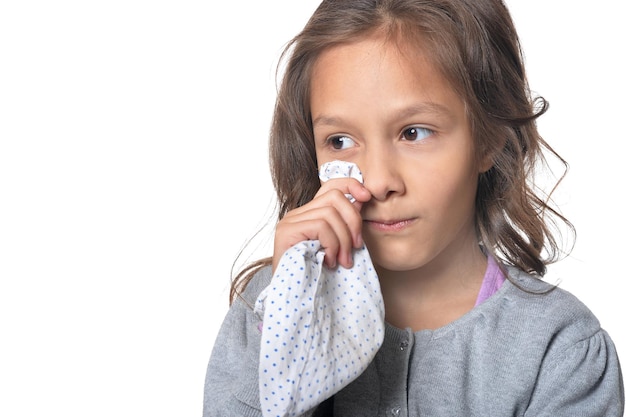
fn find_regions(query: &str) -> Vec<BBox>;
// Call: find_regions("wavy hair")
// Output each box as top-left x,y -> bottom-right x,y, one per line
230,0 -> 574,303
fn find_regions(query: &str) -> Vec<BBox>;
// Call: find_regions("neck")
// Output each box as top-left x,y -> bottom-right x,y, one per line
376,240 -> 487,331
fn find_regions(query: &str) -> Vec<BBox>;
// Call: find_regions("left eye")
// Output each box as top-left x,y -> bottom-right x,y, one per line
402,127 -> 433,142
328,135 -> 355,150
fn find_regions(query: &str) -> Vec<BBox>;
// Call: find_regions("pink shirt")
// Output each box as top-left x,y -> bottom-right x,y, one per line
474,255 -> 506,306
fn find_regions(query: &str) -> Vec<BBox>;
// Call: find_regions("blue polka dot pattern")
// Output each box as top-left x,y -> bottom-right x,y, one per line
254,161 -> 385,417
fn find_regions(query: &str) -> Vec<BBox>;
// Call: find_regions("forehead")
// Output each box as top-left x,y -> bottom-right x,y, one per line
309,34 -> 465,118
311,28 -> 449,79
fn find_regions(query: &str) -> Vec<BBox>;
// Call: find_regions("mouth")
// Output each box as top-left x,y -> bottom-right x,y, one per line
364,218 -> 416,232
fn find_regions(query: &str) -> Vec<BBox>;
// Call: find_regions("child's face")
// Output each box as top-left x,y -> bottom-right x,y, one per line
311,35 -> 490,273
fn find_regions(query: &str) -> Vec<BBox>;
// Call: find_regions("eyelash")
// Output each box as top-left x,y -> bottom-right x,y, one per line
402,126 -> 434,142
325,126 -> 434,150
327,136 -> 355,150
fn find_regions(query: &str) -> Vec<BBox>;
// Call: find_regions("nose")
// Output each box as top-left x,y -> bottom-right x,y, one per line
359,148 -> 405,201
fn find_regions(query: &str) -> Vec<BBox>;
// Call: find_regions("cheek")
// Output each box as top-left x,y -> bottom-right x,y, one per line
314,146 -> 335,168
424,156 -> 480,211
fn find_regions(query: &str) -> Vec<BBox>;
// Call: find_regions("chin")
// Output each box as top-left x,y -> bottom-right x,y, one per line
368,247 -> 431,273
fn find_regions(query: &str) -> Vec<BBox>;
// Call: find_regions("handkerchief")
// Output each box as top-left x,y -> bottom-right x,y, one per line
255,160 -> 385,417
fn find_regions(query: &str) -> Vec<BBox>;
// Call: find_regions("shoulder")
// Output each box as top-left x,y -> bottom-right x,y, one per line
204,265 -> 273,416
501,269 -> 626,415
210,265 -> 273,353
233,265 -> 273,310
503,267 -> 599,325
493,266 -> 607,350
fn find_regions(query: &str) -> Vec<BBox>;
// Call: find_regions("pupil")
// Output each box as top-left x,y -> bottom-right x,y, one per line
332,137 -> 344,149
407,128 -> 417,140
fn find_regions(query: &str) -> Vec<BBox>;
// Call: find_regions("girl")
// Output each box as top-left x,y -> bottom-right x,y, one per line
204,0 -> 624,416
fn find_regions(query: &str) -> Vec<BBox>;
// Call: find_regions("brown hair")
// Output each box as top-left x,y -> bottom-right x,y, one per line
230,0 -> 574,304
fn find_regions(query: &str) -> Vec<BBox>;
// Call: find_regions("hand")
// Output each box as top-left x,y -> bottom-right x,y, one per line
272,178 -> 371,272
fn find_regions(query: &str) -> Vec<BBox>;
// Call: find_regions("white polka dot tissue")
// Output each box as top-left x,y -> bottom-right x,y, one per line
254,160 -> 385,417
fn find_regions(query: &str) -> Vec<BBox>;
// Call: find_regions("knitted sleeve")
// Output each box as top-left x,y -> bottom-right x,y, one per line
202,267 -> 319,417
525,327 -> 624,416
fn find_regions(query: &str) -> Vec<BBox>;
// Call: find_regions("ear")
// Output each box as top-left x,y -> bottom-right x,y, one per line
477,151 -> 495,173
476,134 -> 506,173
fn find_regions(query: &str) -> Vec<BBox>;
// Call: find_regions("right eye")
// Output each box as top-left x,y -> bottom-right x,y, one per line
328,135 -> 355,150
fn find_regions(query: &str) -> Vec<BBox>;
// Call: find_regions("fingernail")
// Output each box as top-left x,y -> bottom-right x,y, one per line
355,233 -> 363,248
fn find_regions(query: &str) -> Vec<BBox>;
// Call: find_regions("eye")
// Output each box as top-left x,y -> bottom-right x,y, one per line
328,135 -> 356,150
402,126 -> 433,142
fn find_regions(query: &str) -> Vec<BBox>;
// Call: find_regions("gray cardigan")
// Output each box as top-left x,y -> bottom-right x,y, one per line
203,266 -> 624,416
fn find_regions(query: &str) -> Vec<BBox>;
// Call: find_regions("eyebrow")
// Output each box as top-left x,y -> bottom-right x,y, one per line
312,102 -> 454,128
397,102 -> 454,120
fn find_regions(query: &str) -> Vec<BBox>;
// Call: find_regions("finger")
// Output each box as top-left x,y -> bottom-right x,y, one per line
279,205 -> 356,259
316,177 -> 371,204
287,189 -> 364,248
273,216 -> 349,271
275,199 -> 364,266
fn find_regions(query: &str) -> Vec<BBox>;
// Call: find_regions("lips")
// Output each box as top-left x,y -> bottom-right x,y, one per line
364,218 -> 416,232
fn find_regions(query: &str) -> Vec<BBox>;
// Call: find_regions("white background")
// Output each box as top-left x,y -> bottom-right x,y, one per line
1,1 -> 624,415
